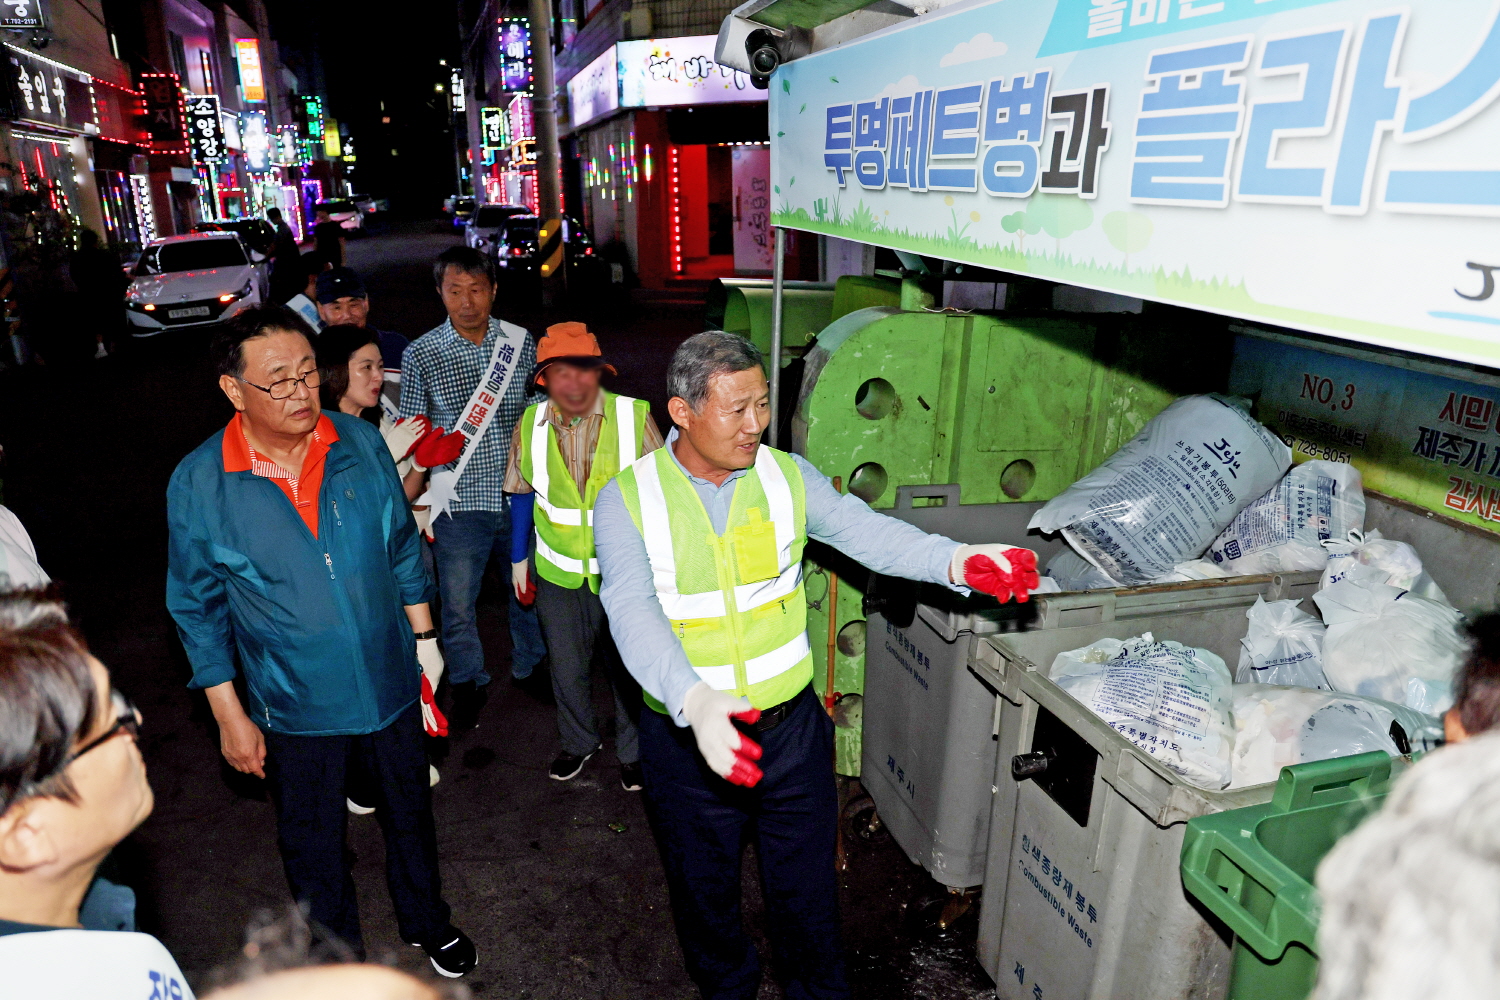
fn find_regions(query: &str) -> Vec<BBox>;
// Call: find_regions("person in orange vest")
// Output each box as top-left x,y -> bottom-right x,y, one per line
504,323 -> 665,789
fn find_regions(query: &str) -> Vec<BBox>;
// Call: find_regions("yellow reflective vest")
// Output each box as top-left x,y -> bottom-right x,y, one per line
519,391 -> 650,593
614,444 -> 812,714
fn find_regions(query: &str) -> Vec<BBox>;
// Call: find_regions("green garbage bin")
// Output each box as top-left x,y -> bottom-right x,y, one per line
1180,751 -> 1401,1000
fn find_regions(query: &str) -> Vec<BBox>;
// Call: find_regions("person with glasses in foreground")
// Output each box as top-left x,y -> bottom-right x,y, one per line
0,591 -> 193,997
166,306 -> 476,978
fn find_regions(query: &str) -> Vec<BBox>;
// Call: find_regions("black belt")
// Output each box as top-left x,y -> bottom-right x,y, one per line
745,695 -> 798,734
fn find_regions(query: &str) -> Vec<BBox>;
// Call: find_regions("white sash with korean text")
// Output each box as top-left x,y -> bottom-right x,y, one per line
417,320 -> 525,521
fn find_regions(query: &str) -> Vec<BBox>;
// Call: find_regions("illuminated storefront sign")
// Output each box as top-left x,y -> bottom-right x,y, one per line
1,0 -> 44,30
508,95 -> 534,141
568,36 -> 764,128
4,45 -> 96,134
480,106 -> 506,149
186,94 -> 225,162
499,18 -> 531,92
567,46 -> 618,129
275,124 -> 300,166
323,121 -> 341,158
241,110 -> 270,171
617,36 -> 760,109
141,72 -> 189,154
234,38 -> 264,102
450,68 -> 466,112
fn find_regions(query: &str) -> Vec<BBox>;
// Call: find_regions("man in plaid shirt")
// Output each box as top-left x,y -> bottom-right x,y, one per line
400,246 -> 546,730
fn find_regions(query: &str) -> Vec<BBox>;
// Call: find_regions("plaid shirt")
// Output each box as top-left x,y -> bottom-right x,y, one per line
399,316 -> 536,513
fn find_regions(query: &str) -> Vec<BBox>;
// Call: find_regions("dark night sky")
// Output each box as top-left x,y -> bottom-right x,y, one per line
266,0 -> 463,216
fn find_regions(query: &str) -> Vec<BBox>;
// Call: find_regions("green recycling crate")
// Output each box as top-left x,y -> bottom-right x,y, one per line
1180,751 -> 1402,1000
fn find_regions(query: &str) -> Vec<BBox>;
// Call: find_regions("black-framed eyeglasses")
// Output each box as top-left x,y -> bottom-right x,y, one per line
69,688 -> 141,763
237,368 -> 325,400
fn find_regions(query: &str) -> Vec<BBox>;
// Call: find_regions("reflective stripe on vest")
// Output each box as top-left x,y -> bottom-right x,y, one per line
623,445 -> 811,708
523,392 -> 644,591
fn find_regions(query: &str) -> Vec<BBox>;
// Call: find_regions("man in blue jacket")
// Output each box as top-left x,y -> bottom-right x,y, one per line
166,305 -> 476,979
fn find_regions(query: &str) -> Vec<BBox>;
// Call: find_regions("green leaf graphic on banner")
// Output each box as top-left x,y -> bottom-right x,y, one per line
782,78 -> 790,93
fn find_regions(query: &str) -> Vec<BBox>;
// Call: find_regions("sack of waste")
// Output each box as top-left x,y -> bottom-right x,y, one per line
1029,395 -> 1291,586
1207,461 -> 1365,574
1321,529 -> 1448,604
1045,547 -> 1119,591
1229,685 -> 1441,788
1236,597 -> 1329,688
1313,577 -> 1468,715
1050,633 -> 1234,789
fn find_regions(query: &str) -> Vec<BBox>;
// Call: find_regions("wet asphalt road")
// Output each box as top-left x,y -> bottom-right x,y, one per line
0,221 -> 995,999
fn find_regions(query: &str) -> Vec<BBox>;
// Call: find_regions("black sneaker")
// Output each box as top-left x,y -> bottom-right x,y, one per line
620,761 -> 644,792
448,680 -> 489,734
414,925 -> 477,979
549,746 -> 600,781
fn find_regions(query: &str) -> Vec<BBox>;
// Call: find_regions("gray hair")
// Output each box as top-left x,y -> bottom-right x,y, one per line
1313,731 -> 1500,1000
667,331 -> 763,411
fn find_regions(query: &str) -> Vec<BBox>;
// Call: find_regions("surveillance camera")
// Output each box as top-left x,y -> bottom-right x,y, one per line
30,33 -> 47,49
745,25 -> 811,91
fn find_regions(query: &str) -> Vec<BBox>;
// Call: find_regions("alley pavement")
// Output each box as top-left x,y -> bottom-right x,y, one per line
0,222 -> 993,999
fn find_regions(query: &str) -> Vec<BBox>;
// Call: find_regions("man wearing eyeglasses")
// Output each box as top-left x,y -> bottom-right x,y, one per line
0,592 -> 192,998
165,305 -> 477,979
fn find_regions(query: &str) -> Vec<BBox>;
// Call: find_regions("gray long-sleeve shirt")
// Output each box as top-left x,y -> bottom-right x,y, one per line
593,429 -> 963,726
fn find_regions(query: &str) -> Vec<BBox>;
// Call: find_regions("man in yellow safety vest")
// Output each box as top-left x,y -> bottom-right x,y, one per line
593,331 -> 1039,998
504,322 -> 664,790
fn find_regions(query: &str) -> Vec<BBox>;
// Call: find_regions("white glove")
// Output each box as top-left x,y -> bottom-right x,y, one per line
682,681 -> 764,787
385,416 -> 430,464
417,638 -> 447,736
948,543 -> 1041,603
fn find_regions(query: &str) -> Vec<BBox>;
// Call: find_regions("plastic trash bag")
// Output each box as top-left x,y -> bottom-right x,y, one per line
1029,395 -> 1291,586
1152,559 -> 1231,583
1312,578 -> 1468,715
1050,632 -> 1234,789
1229,685 -> 1442,788
1207,461 -> 1365,574
1045,547 -> 1119,591
1236,597 -> 1329,688
1321,529 -> 1449,604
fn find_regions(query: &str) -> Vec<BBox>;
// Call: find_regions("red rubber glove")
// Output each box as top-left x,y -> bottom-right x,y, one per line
684,683 -> 765,787
413,427 -> 465,469
950,544 -> 1042,603
420,672 -> 449,737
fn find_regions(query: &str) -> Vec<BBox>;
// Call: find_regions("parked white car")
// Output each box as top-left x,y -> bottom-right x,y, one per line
125,233 -> 266,335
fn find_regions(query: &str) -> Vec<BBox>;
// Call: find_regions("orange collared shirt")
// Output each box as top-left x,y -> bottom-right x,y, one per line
222,413 -> 339,537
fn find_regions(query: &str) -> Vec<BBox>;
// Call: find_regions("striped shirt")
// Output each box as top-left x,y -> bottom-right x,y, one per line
503,393 -> 664,495
399,316 -> 536,513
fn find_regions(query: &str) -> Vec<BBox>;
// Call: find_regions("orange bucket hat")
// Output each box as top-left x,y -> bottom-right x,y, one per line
531,321 -> 617,387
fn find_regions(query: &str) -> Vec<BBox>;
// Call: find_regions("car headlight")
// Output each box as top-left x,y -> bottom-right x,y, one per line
218,279 -> 254,304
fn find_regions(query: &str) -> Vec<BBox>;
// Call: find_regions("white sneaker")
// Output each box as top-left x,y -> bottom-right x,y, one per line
429,764 -> 440,787
346,797 -> 376,816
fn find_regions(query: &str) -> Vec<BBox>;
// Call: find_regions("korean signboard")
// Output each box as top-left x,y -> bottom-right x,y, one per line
0,0 -> 44,29
275,125 -> 300,166
618,36 -> 761,110
450,69 -> 466,112
141,72 -> 188,153
508,95 -> 534,142
567,46 -> 618,128
241,110 -> 270,172
4,45 -> 94,134
772,0 -> 1500,367
499,18 -> 531,92
324,121 -> 342,158
234,38 -> 265,102
186,94 -> 225,162
1231,332 -> 1500,537
481,106 -> 507,149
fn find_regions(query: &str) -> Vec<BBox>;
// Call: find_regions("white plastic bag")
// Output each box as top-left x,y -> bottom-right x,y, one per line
1320,529 -> 1449,604
1312,578 -> 1468,714
1236,597 -> 1329,688
1045,547 -> 1119,591
1229,685 -> 1442,788
1050,632 -> 1234,789
1207,461 -> 1365,574
1029,395 -> 1291,585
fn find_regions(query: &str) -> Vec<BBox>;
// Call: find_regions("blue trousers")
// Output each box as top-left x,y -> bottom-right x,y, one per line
430,507 -> 546,686
263,702 -> 450,950
639,684 -> 849,1000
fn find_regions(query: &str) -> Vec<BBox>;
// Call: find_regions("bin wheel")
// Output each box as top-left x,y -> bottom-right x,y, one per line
842,797 -> 889,846
903,886 -> 980,941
